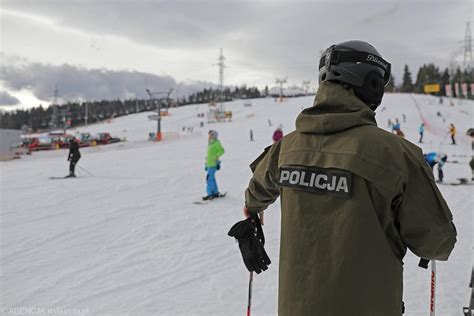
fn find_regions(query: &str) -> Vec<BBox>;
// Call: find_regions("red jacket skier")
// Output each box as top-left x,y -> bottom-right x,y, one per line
272,127 -> 283,143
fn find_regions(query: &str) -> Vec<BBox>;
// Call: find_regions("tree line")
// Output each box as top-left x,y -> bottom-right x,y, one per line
1,64 -> 472,132
0,85 -> 264,131
385,64 -> 473,97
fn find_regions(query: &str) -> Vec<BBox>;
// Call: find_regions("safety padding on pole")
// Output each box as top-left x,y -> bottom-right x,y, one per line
156,132 -> 162,141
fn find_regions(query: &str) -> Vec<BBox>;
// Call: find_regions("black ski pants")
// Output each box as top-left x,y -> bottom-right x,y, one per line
69,156 -> 80,174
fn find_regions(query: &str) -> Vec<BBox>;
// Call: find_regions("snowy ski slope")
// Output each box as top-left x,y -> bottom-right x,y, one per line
1,93 -> 473,316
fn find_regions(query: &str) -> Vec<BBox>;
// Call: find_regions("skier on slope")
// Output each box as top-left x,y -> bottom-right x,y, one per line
449,123 -> 457,145
423,152 -> 447,183
67,138 -> 81,177
203,130 -> 225,200
467,128 -> 474,181
272,125 -> 284,143
418,123 -> 425,143
231,40 -> 456,316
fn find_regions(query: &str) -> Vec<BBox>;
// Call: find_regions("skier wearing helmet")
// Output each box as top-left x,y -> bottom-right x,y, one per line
232,40 -> 456,316
423,152 -> 448,183
203,130 -> 225,200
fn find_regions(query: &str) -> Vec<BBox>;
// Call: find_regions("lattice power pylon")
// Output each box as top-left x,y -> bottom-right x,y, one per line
464,22 -> 472,73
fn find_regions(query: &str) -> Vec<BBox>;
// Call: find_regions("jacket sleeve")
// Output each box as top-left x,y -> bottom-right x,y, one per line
216,142 -> 225,158
245,144 -> 281,213
394,157 -> 457,261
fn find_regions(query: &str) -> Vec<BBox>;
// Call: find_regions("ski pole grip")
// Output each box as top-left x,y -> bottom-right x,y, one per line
418,258 -> 429,269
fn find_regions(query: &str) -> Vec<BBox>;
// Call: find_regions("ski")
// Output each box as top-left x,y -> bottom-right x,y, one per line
49,176 -> 80,179
193,192 -> 227,204
435,178 -> 472,186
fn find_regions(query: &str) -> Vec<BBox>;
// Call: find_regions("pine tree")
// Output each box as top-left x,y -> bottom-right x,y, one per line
440,68 -> 450,96
400,65 -> 414,93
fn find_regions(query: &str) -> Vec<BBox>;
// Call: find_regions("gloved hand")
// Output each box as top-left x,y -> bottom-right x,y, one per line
67,157 -> 71,161
216,160 -> 221,170
228,213 -> 271,274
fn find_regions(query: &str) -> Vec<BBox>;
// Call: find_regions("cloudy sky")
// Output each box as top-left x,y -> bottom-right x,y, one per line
0,0 -> 472,110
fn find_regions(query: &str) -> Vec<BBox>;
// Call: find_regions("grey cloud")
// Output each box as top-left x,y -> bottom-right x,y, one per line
2,1 -> 261,49
0,91 -> 20,106
0,56 -> 216,103
2,0 -> 471,86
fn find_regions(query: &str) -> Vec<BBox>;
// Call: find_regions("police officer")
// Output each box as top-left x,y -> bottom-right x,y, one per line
67,138 -> 81,177
241,41 -> 457,316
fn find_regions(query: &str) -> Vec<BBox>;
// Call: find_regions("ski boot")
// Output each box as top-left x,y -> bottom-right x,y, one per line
212,192 -> 226,199
202,195 -> 214,201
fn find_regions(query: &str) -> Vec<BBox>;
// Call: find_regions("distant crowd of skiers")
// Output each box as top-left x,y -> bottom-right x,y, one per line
387,115 -> 457,146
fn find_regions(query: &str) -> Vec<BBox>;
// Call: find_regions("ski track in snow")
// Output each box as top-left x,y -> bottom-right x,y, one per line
0,94 -> 472,315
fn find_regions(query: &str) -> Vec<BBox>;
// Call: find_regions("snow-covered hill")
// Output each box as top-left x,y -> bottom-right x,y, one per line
1,93 -> 472,316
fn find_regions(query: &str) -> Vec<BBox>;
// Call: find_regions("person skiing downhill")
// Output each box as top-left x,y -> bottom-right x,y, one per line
236,40 -> 456,316
423,152 -> 447,183
419,123 -> 425,143
203,130 -> 225,200
67,138 -> 81,177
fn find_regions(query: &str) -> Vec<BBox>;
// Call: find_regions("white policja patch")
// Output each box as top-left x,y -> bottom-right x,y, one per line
278,166 -> 353,197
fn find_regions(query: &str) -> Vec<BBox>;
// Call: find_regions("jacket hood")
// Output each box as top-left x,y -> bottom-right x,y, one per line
295,81 -> 377,134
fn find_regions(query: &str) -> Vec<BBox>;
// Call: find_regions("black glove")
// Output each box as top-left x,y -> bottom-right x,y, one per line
418,258 -> 429,269
228,213 -> 271,274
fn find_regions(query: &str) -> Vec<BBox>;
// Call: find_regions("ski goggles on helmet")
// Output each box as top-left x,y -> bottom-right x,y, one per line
318,45 -> 391,86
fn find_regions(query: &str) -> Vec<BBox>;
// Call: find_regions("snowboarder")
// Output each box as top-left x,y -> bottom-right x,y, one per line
402,113 -> 406,123
235,40 -> 456,316
203,130 -> 225,200
387,118 -> 393,128
449,123 -> 456,145
250,129 -> 254,142
67,138 -> 81,177
272,125 -> 283,143
418,123 -> 425,143
423,152 -> 447,183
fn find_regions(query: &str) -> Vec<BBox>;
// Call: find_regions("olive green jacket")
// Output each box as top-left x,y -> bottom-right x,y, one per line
245,81 -> 457,316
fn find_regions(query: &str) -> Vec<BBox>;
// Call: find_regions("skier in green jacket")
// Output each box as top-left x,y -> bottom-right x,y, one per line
240,41 -> 457,315
203,130 -> 225,200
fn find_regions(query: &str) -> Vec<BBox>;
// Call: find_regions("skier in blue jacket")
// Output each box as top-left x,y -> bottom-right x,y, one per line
424,152 -> 447,183
418,123 -> 425,143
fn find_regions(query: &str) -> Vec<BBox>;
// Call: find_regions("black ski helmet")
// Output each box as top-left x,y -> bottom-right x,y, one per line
318,40 -> 391,110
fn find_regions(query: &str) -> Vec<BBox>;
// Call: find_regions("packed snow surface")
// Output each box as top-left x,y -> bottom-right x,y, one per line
1,93 -> 473,315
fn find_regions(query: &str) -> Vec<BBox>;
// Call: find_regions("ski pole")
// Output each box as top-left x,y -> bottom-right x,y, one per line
430,261 -> 436,316
418,258 -> 436,316
247,272 -> 253,316
77,165 -> 94,176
